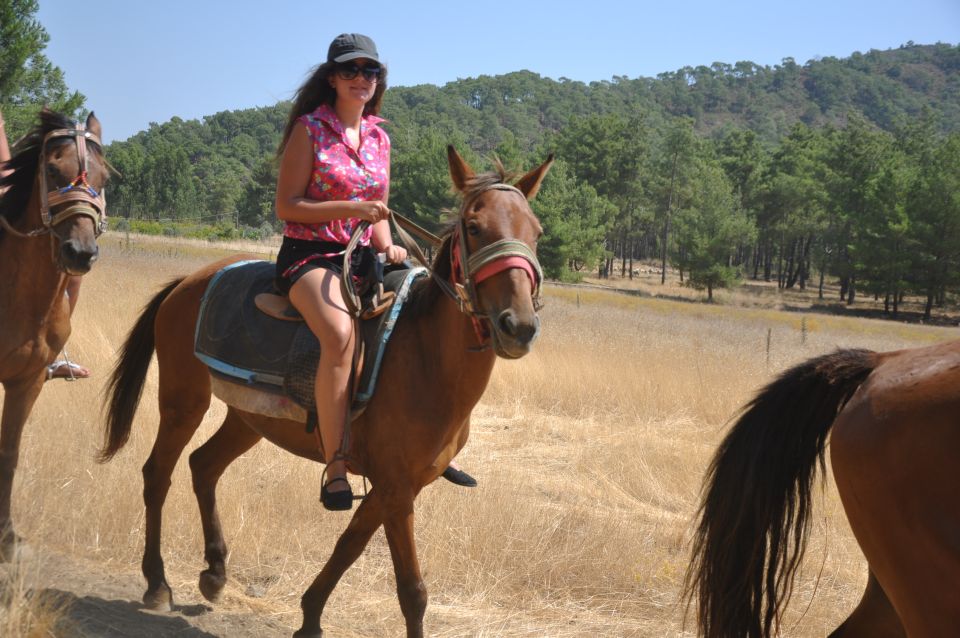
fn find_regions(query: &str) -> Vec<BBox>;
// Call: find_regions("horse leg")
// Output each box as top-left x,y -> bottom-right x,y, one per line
0,375 -> 44,560
295,490 -> 386,638
828,569 -> 906,638
141,381 -> 211,610
137,278 -> 214,611
383,498 -> 426,638
188,406 -> 262,603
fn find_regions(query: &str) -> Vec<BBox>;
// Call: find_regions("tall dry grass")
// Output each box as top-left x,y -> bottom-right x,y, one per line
3,234 -> 955,636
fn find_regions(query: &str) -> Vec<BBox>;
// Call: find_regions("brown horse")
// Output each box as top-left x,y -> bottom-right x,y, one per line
0,110 -> 107,558
100,147 -> 553,637
686,341 -> 960,637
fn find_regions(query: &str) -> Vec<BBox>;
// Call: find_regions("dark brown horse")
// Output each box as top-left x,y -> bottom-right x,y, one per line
0,110 -> 107,558
686,341 -> 960,637
100,147 -> 552,637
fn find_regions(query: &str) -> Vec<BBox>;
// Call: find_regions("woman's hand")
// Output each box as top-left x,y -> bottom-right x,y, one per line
383,244 -> 408,264
354,200 -> 390,224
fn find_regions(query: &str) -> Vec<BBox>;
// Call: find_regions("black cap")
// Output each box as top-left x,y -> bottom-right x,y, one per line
328,33 -> 380,64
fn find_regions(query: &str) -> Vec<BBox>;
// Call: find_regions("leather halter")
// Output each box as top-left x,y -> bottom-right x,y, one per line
34,123 -> 107,237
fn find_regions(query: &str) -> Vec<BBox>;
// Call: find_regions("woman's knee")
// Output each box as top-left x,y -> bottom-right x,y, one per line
319,320 -> 354,355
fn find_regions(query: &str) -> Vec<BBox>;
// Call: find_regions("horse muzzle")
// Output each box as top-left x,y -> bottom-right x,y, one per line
59,238 -> 99,275
489,308 -> 540,359
53,207 -> 101,274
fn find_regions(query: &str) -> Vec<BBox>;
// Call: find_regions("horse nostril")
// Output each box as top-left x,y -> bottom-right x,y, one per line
61,241 -> 80,260
498,309 -> 518,337
60,240 -> 98,271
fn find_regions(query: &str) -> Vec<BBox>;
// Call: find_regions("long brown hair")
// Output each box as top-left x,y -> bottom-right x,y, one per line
278,61 -> 388,156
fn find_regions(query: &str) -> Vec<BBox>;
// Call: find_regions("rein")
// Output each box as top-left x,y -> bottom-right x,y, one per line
1,123 -> 108,240
333,182 -> 543,475
340,183 -> 543,344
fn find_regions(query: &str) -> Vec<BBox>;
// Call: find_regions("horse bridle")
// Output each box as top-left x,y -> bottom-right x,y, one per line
448,183 -> 543,313
3,122 -> 108,240
341,182 -> 543,344
333,182 -> 543,472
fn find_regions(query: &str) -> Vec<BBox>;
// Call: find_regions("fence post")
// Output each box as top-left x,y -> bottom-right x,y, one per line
766,328 -> 772,367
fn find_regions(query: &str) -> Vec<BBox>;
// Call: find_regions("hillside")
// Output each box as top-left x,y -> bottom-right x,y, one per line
92,42 -> 960,321
386,42 -> 960,146
103,42 -> 960,226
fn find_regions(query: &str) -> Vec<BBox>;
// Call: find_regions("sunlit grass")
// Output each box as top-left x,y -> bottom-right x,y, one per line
2,234 -> 955,636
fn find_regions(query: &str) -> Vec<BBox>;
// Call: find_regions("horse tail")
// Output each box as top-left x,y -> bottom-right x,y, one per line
99,277 -> 184,463
685,348 -> 878,638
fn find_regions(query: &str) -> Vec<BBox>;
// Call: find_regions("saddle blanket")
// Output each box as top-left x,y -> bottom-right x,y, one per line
194,259 -> 426,420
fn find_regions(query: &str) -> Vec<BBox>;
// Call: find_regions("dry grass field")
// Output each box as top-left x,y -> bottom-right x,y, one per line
1,233 -> 956,637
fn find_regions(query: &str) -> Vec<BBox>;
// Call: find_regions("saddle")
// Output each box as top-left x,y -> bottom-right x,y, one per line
254,249 -> 396,322
194,259 -> 426,424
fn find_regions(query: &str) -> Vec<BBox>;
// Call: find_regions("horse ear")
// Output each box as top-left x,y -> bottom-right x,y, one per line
514,154 -> 554,200
85,111 -> 102,139
447,145 -> 474,193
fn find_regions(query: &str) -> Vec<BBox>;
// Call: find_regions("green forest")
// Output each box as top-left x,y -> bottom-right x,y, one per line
2,1 -> 960,318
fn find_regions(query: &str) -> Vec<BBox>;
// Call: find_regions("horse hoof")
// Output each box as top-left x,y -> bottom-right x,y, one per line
198,570 -> 225,603
292,629 -> 323,638
142,586 -> 173,612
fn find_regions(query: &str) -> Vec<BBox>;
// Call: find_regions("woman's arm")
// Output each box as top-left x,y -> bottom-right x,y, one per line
370,159 -> 391,249
275,122 -> 388,225
370,158 -> 407,263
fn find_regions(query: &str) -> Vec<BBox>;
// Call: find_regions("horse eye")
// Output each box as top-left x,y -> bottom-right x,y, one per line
467,223 -> 480,236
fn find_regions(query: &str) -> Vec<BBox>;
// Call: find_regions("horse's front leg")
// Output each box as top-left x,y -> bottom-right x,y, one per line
383,496 -> 426,638
0,374 -> 45,560
295,488 -> 385,638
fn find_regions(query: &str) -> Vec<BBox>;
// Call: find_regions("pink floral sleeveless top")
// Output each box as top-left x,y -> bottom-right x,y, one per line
282,103 -> 390,245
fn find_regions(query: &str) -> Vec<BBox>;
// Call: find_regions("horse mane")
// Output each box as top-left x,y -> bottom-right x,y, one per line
462,158 -> 517,203
403,162 -> 517,320
403,219 -> 456,321
0,110 -> 84,231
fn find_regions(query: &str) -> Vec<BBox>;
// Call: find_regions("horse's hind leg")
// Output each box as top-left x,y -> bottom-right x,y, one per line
0,375 -> 44,560
295,490 -> 386,638
141,388 -> 210,610
189,406 -> 262,603
828,569 -> 905,638
141,306 -> 212,611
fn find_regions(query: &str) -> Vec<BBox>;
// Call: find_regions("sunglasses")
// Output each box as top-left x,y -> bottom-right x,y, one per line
336,62 -> 382,82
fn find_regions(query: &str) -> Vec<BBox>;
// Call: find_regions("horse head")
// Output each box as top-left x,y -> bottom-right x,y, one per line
39,111 -> 109,274
1,110 -> 109,274
446,146 -> 553,359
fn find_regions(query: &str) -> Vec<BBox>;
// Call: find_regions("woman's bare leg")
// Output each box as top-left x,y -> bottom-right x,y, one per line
289,268 -> 354,496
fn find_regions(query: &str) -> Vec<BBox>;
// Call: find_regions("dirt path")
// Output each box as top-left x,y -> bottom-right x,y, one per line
7,548 -> 295,638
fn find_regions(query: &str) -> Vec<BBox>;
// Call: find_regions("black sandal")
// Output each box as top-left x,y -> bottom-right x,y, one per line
321,477 -> 354,511
441,466 -> 478,487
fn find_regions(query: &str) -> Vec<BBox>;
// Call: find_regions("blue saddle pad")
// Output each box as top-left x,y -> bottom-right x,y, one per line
194,259 -> 426,415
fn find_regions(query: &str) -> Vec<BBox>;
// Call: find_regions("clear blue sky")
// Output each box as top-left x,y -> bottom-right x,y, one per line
37,0 -> 960,143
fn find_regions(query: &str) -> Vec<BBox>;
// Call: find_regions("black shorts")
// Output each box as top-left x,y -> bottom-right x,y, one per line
274,236 -> 347,295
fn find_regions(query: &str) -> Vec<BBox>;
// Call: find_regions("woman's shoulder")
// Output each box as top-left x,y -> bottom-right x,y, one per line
299,104 -> 338,134
363,115 -> 390,147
